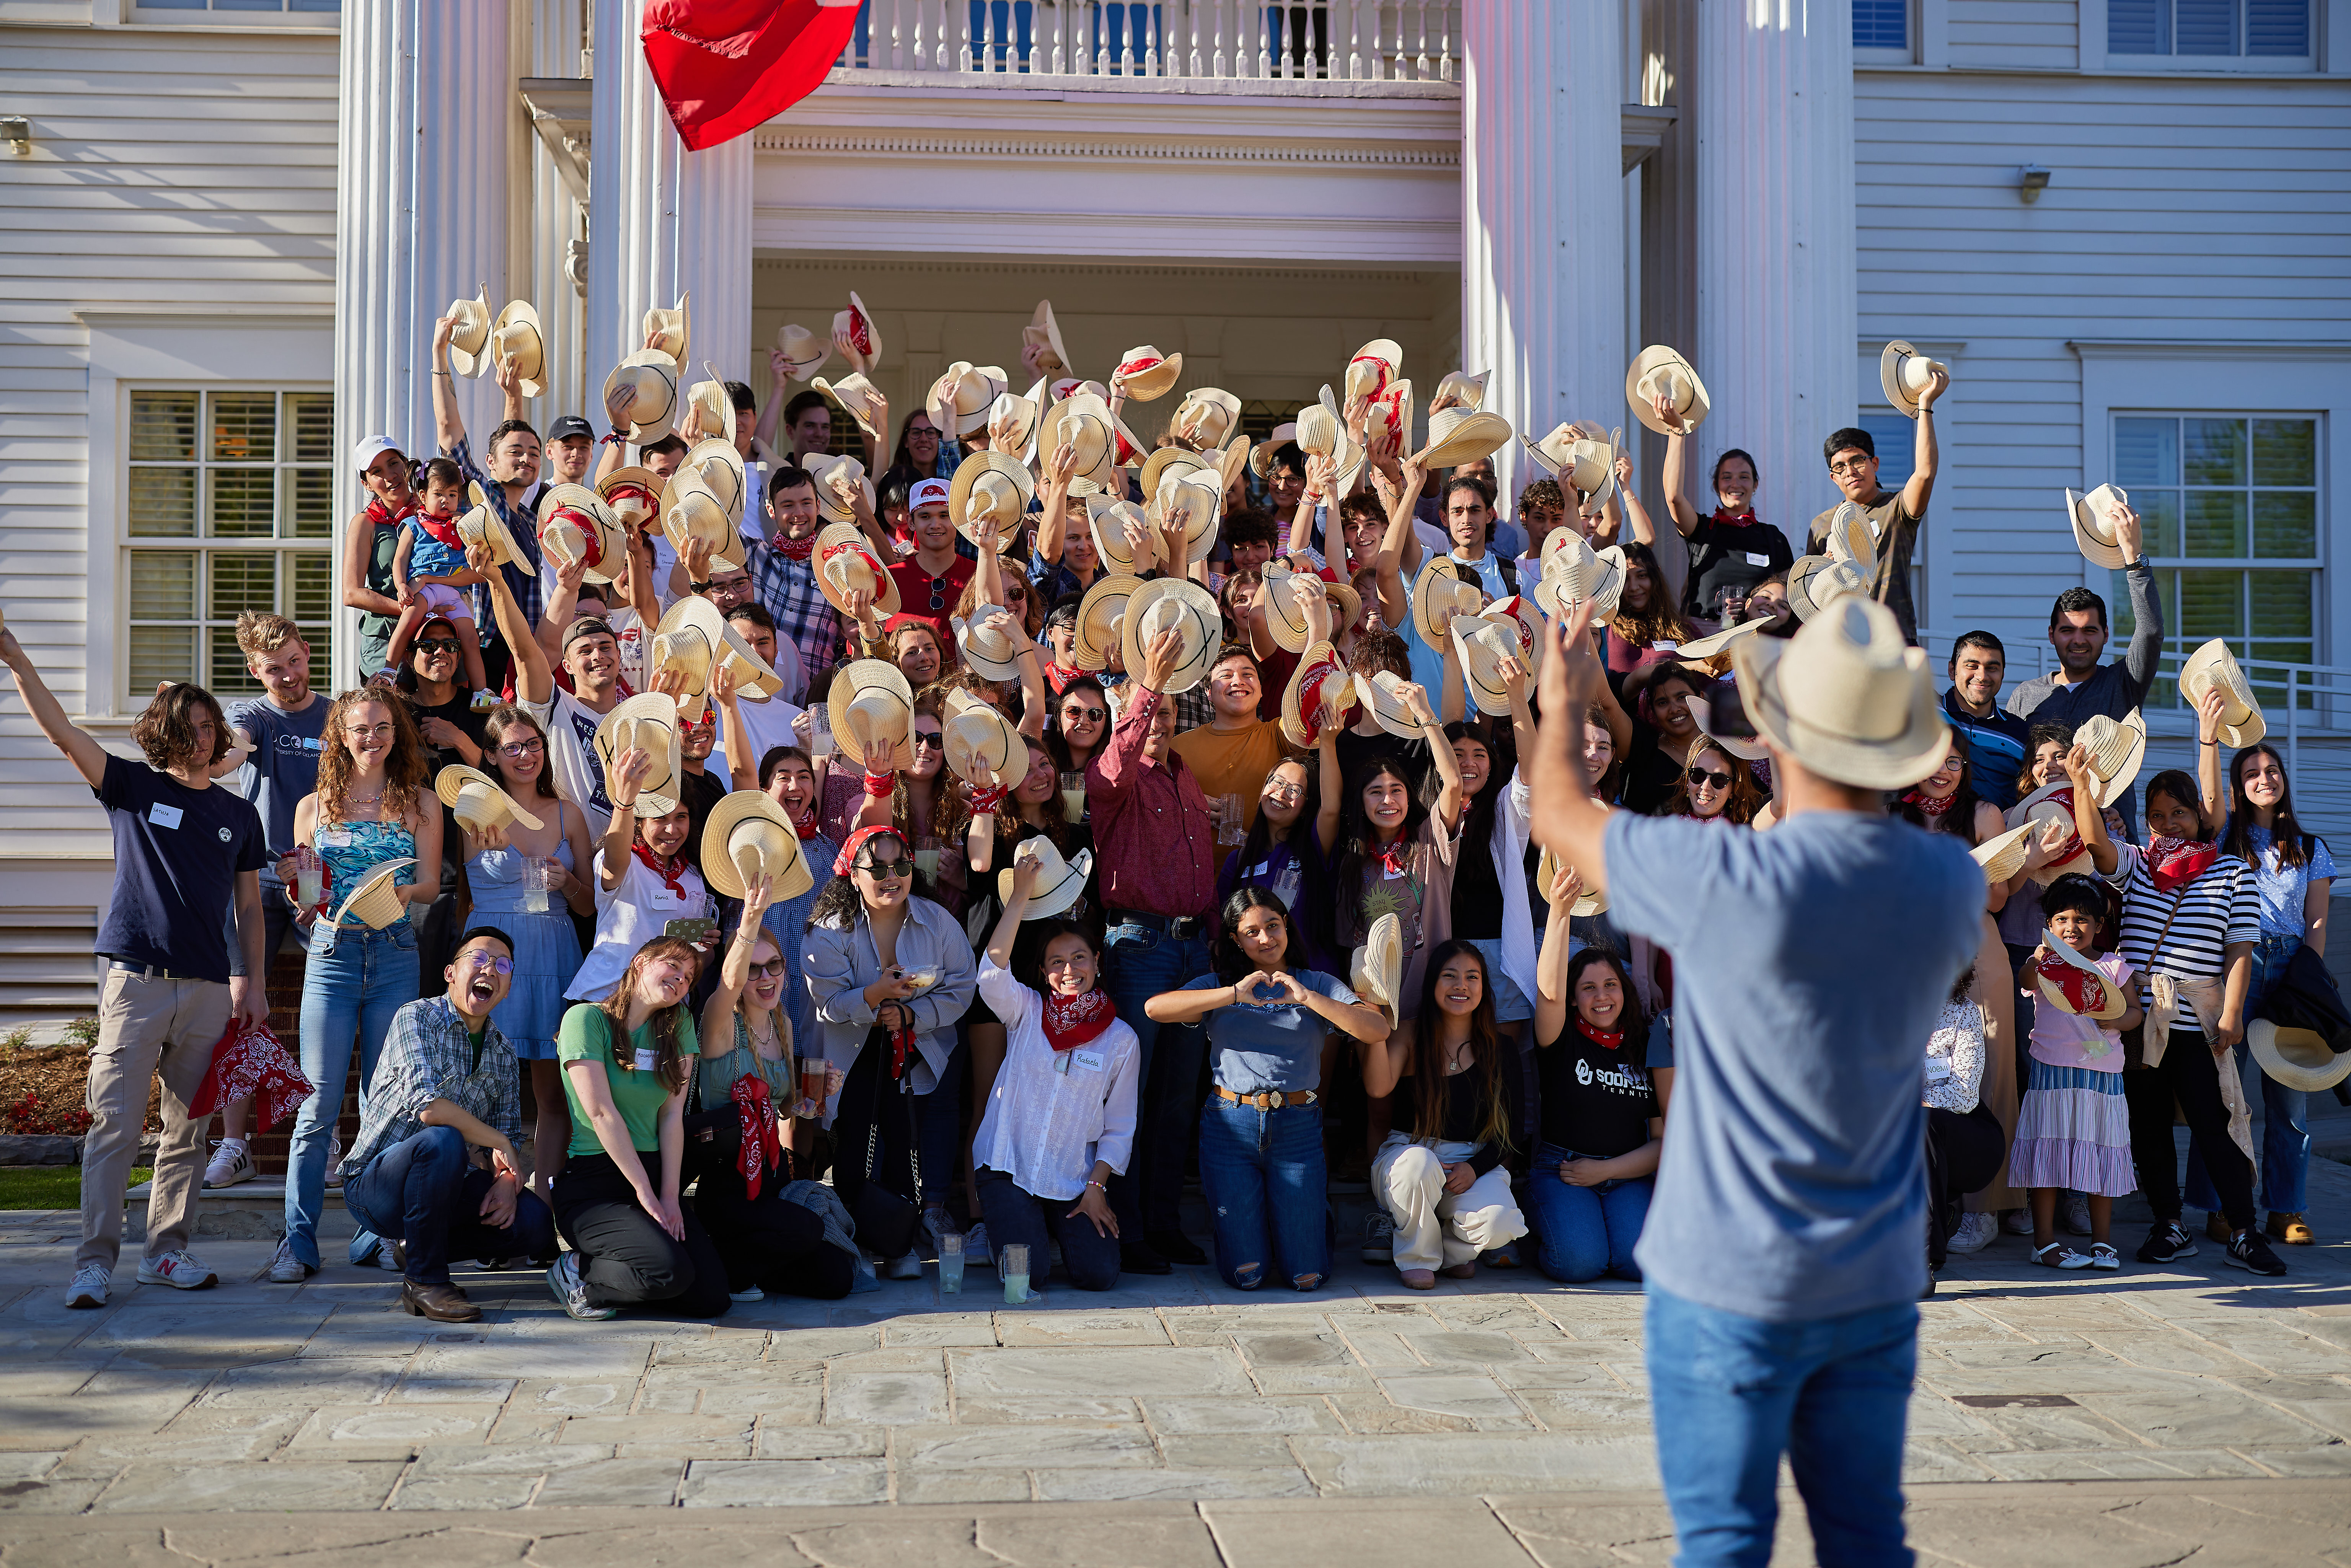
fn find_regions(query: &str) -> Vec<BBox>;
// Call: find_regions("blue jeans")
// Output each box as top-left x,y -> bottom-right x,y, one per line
2185,932 -> 2308,1216
1646,1287 -> 1919,1568
341,1124 -> 554,1285
285,919 -> 419,1268
1526,1141 -> 1651,1282
1197,1096 -> 1328,1290
1102,920 -> 1213,1236
975,1166 -> 1123,1290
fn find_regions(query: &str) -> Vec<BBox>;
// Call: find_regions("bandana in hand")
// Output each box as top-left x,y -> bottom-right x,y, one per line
1042,988 -> 1117,1053
1903,787 -> 1957,815
412,507 -> 466,552
2034,950 -> 2111,1016
631,839 -> 690,901
188,1020 -> 314,1130
2033,786 -> 2087,868
1574,1016 -> 1626,1051
772,531 -> 815,563
2145,835 -> 2220,893
732,1074 -> 783,1200
967,783 -> 1010,816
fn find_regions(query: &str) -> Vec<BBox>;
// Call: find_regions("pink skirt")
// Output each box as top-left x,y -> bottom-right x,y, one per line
2007,1059 -> 2135,1198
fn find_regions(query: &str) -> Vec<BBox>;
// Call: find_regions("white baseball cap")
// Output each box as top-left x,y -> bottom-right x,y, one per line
910,477 -> 951,509
350,435 -> 404,475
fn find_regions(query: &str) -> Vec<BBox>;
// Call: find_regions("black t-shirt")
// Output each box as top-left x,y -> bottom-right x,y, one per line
1621,728 -> 1686,817
403,687 -> 489,875
1683,514 -> 1793,623
95,755 -> 266,983
1395,1059 -> 1520,1175
1535,1022 -> 1660,1160
1451,813 -> 1504,941
677,765 -> 729,868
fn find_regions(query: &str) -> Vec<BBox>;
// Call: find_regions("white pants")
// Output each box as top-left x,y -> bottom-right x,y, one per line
1372,1132 -> 1526,1271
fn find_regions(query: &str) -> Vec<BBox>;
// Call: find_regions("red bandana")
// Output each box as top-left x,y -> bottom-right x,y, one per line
832,825 -> 904,878
967,783 -> 1010,816
732,1074 -> 782,1200
790,803 -> 822,841
1042,988 -> 1117,1053
2034,951 -> 2110,1016
413,507 -> 466,551
366,494 -> 419,528
1115,354 -> 1163,380
2034,787 -> 2087,868
1574,1017 -> 1626,1051
1903,788 -> 1956,816
1373,833 -> 1412,879
772,531 -> 815,563
545,505 -> 605,571
1045,662 -> 1084,696
188,1020 -> 313,1130
2146,835 -> 2220,893
1711,507 -> 1758,527
631,839 -> 690,901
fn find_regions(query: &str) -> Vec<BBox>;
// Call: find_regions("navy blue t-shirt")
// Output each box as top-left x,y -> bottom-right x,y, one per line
228,693 -> 326,884
95,754 -> 266,984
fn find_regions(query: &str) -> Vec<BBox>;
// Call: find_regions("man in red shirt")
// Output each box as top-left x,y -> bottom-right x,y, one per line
1087,624 -> 1219,1274
884,476 -> 974,648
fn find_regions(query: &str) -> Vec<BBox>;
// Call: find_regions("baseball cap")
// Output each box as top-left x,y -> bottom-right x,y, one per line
547,414 -> 594,443
350,435 -> 403,475
561,615 -> 616,651
910,477 -> 951,509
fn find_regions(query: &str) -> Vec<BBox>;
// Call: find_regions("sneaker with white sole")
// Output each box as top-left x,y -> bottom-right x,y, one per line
961,1221 -> 995,1270
2061,1191 -> 2093,1236
729,1285 -> 766,1302
323,1136 -> 344,1189
546,1252 -> 615,1319
266,1240 -> 314,1284
374,1241 -> 406,1274
2223,1228 -> 2288,1277
1946,1212 -> 1999,1255
2000,1208 -> 2035,1236
1361,1209 -> 1396,1263
65,1265 -> 109,1310
921,1206 -> 959,1260
202,1140 -> 254,1189
2136,1220 -> 2197,1264
135,1249 -> 218,1291
882,1250 -> 924,1280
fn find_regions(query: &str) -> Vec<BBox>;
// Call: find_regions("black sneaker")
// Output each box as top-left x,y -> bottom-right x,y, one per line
2136,1221 -> 2198,1263
2223,1229 -> 2288,1277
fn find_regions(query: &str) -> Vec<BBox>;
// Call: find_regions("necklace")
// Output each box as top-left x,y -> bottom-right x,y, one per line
745,1016 -> 784,1059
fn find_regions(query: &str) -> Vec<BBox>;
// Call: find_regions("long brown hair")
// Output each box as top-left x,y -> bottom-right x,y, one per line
1609,541 -> 1695,649
480,703 -> 561,801
888,687 -> 951,843
1405,941 -> 1513,1154
593,935 -> 698,1092
2223,743 -> 2315,870
315,688 -> 429,826
1669,738 -> 1763,825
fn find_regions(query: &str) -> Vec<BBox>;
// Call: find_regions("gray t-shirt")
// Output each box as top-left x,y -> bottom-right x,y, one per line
1183,969 -> 1358,1094
1606,809 -> 1984,1320
228,693 -> 326,885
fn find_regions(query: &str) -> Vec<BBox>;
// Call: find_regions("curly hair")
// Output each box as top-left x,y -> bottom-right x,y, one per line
809,828 -> 929,929
1668,737 -> 1764,826
479,703 -> 561,801
132,682 -> 232,771
591,936 -> 699,1092
313,687 -> 430,826
2015,722 -> 2074,800
1609,541 -> 1695,650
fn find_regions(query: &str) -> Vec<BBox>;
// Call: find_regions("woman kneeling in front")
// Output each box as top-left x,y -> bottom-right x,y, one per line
970,849 -> 1140,1292
1360,940 -> 1528,1289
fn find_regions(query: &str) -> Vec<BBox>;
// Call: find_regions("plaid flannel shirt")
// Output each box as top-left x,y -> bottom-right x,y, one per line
339,995 -> 523,1178
747,535 -> 845,693
446,434 -> 546,639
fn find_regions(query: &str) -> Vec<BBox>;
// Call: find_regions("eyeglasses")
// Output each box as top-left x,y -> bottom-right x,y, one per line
1686,767 -> 1734,791
1828,458 -> 1873,478
747,958 -> 787,981
460,951 -> 514,975
859,857 -> 911,879
498,738 -> 544,758
417,637 -> 461,654
1262,781 -> 1304,802
1061,706 -> 1107,725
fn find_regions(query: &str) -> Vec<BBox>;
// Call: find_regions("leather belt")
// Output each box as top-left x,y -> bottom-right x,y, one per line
1216,1086 -> 1318,1109
109,960 -> 201,982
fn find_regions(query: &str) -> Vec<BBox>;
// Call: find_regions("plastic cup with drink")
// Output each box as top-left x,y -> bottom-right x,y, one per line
1060,770 -> 1086,823
939,1231 -> 965,1294
1000,1243 -> 1031,1304
294,844 -> 323,913
521,857 -> 552,914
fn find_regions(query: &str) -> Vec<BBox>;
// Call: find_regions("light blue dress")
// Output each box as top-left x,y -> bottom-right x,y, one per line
466,821 -> 583,1061
762,829 -> 837,1067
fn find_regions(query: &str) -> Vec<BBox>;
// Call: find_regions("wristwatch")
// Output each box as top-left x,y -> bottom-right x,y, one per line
689,579 -> 713,594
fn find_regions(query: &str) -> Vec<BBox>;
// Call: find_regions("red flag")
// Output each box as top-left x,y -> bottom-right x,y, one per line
641,0 -> 861,153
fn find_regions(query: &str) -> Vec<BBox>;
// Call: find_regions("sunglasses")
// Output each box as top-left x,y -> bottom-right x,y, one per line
747,957 -> 787,981
1686,767 -> 1733,791
1061,706 -> 1107,724
859,857 -> 911,879
417,637 -> 461,654
910,731 -> 944,750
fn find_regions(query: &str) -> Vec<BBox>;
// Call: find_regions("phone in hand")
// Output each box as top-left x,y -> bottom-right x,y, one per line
663,916 -> 717,948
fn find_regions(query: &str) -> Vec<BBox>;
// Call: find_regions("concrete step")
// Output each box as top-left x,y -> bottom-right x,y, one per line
124,1173 -> 351,1241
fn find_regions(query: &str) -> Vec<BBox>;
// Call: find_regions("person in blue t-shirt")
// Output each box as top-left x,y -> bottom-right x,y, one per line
2,632 -> 267,1312
1531,593 -> 1983,1568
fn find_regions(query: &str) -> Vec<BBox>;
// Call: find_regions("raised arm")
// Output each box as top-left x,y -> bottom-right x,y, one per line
2193,685 -> 2227,831
430,315 -> 467,455
0,627 -> 108,787
1359,1016 -> 1414,1098
1412,679 -> 1464,829
1034,442 -> 1076,568
1529,601 -> 1613,902
1533,860 -> 1580,1046
537,551 -> 590,668
1314,725 -> 1345,856
597,748 -> 652,892
700,874 -> 779,1046
494,352 -> 529,422
2063,742 -> 2118,875
985,859 -> 1037,971
1656,394 -> 1704,539
474,540 -> 551,705
1897,372 -> 1946,517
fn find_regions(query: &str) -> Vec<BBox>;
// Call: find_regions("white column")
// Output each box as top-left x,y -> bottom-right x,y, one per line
588,0 -> 755,393
1693,0 -> 1857,548
1461,0 -> 1624,507
530,0 -> 590,424
332,0 -> 510,693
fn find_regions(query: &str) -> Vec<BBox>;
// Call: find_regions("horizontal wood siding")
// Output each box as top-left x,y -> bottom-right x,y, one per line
0,24 -> 337,861
1854,69 -> 2351,657
1948,0 -> 2078,71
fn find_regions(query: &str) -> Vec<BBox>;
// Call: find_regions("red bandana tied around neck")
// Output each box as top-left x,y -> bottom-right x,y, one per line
790,803 -> 822,841
1711,507 -> 1758,528
1574,1016 -> 1626,1051
2034,951 -> 2110,1016
1903,788 -> 1957,815
1042,988 -> 1117,1053
772,531 -> 815,562
413,507 -> 466,551
188,1020 -> 314,1130
1374,835 -> 1412,879
731,1074 -> 782,1200
366,493 -> 420,528
1045,662 -> 1084,696
2146,835 -> 2220,893
631,839 -> 690,901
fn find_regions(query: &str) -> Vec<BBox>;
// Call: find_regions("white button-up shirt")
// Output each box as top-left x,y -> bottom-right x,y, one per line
970,959 -> 1140,1201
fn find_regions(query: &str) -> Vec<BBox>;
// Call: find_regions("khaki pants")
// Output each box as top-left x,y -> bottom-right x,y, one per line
1372,1133 -> 1526,1272
79,968 -> 227,1273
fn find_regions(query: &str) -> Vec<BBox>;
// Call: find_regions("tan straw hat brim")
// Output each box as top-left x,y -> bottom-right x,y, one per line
2248,1020 -> 2351,1094
699,791 -> 814,902
434,764 -> 545,833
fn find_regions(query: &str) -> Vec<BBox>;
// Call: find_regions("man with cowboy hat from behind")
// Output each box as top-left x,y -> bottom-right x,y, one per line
1531,594 -> 1984,1566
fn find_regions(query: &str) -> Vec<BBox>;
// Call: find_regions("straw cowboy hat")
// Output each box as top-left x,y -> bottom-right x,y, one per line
455,483 -> 536,575
1023,300 -> 1070,377
1281,639 -> 1356,749
1171,387 -> 1242,452
1248,423 -> 1301,482
491,300 -> 546,399
811,372 -> 886,440
1351,913 -> 1404,1022
331,859 -> 416,932
952,605 -> 1024,683
942,693 -> 1024,787
1626,345 -> 1710,435
1481,594 -> 1545,674
644,294 -> 690,363
2073,710 -> 2147,807
597,466 -> 664,536
2178,638 -> 2267,747
833,290 -> 880,369
660,472 -> 745,575
1529,425 -> 1620,514
1533,535 -> 1626,624
1880,339 -> 1950,419
1073,574 -> 1145,672
827,659 -> 915,769
1121,577 -> 1222,694
593,693 -> 685,817
776,322 -> 830,381
1353,670 -> 1423,740
1677,616 -> 1768,662
1261,561 -> 1352,654
446,282 -> 492,377
681,363 -> 735,447
1536,845 -> 1607,919
1693,719 -> 1769,765
1785,553 -> 1868,623
806,451 -> 877,528
2066,484 -> 2132,570
2007,782 -> 2097,885
2036,930 -> 2129,1022
1149,468 -> 1224,566
1366,378 -> 1416,451
1346,338 -> 1402,403
2248,1019 -> 2351,1095
928,361 -> 1003,437
1412,556 -> 1485,649
949,451 -> 1034,554
999,837 -> 1093,921
1137,443 -> 1208,505
1415,406 -> 1513,469
1818,501 -> 1878,573
1431,369 -> 1489,413
655,593 -> 785,710
605,349 -> 680,445
1110,345 -> 1182,401
1970,820 -> 2043,885
678,438 -> 747,520
434,765 -> 543,835
810,520 -> 901,618
1731,596 -> 1950,791
538,484 -> 626,585
644,619 -> 715,724
991,379 -> 1046,466
1454,618 -> 1521,718
700,791 -> 815,903
1296,390 -> 1368,494
1046,390 -> 1116,476
1088,497 -> 1155,575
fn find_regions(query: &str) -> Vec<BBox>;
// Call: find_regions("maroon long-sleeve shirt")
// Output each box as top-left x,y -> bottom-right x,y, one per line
1085,686 -> 1217,920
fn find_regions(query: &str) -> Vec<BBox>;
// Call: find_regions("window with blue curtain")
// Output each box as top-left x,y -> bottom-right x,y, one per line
1852,0 -> 1909,49
2110,0 -> 2307,53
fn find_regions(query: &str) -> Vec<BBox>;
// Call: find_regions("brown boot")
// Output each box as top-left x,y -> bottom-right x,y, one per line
2267,1212 -> 2315,1246
400,1279 -> 482,1322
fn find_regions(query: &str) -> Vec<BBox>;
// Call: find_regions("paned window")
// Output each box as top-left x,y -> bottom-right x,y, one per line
1852,0 -> 1910,50
2109,0 -> 2309,56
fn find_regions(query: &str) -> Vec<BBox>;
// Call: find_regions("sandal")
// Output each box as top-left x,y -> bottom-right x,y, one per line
2088,1242 -> 2120,1271
2031,1241 -> 2091,1270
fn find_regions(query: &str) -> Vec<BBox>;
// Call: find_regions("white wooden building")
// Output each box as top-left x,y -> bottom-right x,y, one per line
1,0 -> 2346,1023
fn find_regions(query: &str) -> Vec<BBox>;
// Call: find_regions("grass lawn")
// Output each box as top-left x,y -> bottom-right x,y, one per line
0,1167 -> 148,1210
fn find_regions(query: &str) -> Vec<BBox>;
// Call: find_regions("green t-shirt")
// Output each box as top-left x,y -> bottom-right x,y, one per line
557,1003 -> 696,1156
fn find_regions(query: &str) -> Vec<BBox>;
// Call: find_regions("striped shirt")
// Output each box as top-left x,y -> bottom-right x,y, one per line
2105,842 -> 2259,999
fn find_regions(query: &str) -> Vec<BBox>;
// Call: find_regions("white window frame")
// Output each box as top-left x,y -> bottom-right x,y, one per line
121,0 -> 340,26
1853,0 -> 1921,63
2080,0 -> 2328,70
78,309 -> 334,722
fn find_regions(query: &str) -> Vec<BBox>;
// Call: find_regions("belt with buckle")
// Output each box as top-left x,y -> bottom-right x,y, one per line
1109,908 -> 1205,942
1216,1086 -> 1317,1110
109,960 -> 199,982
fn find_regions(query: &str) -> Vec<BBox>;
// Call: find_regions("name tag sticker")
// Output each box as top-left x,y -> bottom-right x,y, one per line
302,737 -> 323,751
1070,1049 -> 1106,1074
633,1048 -> 660,1072
1924,1057 -> 1953,1082
1652,641 -> 1678,653
148,803 -> 184,830
1745,551 -> 1772,567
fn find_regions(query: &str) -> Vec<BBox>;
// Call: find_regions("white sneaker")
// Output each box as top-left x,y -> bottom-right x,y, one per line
2000,1208 -> 2035,1237
202,1140 -> 254,1189
266,1240 -> 313,1284
374,1241 -> 406,1274
2062,1192 -> 2093,1236
546,1252 -> 615,1320
65,1265 -> 109,1310
1947,1212 -> 1999,1255
1361,1210 -> 1396,1263
323,1137 -> 344,1189
134,1250 -> 218,1291
883,1250 -> 924,1280
962,1221 -> 995,1270
729,1285 -> 766,1302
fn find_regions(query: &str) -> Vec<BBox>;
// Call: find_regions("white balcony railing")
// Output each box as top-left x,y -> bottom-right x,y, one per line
831,0 -> 1461,85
